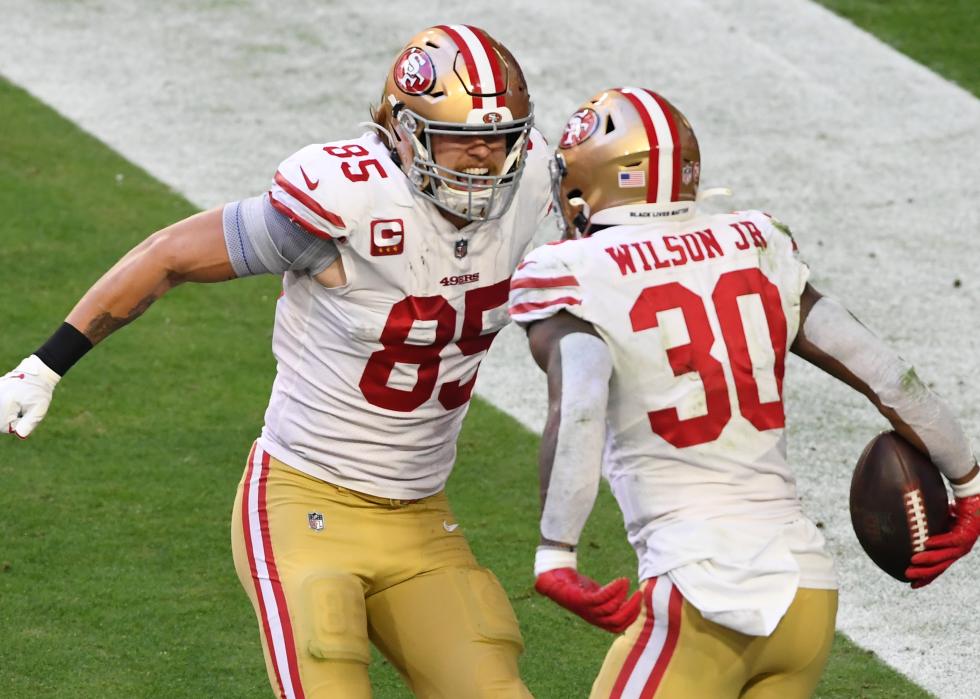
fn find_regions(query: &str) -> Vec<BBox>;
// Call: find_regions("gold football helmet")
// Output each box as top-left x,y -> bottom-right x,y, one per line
551,87 -> 702,237
371,25 -> 533,222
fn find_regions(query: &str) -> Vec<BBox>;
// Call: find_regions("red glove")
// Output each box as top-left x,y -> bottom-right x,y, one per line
906,494 -> 980,589
535,567 -> 642,633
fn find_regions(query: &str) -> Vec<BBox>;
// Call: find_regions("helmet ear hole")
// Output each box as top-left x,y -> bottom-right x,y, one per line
605,116 -> 616,134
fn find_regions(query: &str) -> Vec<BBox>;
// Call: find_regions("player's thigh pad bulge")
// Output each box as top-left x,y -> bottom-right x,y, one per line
454,567 -> 524,650
299,572 -> 370,665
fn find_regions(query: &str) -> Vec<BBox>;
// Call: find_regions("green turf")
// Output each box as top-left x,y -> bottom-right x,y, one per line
814,0 -> 980,98
2,1 -> 971,690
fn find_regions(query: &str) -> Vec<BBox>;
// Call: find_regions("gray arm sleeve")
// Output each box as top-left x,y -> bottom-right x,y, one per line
222,194 -> 340,277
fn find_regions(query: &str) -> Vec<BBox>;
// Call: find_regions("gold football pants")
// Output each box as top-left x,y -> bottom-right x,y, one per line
590,577 -> 837,699
231,443 -> 532,699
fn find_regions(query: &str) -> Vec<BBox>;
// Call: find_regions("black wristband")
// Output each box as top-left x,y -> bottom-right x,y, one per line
34,322 -> 93,377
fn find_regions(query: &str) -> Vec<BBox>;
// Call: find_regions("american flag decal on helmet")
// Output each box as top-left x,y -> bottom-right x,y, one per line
619,171 -> 646,188
436,24 -> 506,110
615,87 -> 682,205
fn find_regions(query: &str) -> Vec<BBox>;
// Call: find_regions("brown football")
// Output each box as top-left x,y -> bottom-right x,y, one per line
849,431 -> 951,581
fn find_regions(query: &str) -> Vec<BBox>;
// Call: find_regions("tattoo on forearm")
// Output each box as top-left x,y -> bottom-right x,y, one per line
84,292 -> 160,343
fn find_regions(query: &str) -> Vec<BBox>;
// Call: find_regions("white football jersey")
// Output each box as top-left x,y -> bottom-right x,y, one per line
510,211 -> 836,607
259,130 -> 550,499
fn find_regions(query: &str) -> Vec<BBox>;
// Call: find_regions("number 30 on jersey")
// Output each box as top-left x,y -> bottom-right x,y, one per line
632,268 -> 787,448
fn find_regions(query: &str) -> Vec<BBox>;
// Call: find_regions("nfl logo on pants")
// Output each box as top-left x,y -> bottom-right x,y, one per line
308,512 -> 324,532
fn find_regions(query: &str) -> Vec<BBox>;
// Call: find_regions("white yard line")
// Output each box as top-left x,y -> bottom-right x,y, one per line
2,1 -> 978,697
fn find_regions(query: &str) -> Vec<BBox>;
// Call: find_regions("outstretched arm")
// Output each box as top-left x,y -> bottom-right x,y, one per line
1,195 -> 341,438
67,207 -> 233,345
525,311 -> 640,633
792,283 -> 979,586
791,283 -> 977,484
1,208 -> 234,438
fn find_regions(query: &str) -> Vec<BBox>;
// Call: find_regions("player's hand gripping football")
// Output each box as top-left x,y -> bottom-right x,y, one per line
534,548 -> 641,633
0,355 -> 61,439
906,493 -> 980,588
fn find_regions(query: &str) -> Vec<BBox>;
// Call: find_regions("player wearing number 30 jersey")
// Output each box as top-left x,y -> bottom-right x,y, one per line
512,87 -> 978,698
0,25 -> 548,699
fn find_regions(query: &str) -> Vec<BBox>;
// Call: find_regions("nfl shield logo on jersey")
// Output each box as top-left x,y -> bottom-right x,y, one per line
455,239 -> 468,259
308,512 -> 324,532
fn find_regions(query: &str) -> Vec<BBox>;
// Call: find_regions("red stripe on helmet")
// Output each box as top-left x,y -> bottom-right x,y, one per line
467,25 -> 505,107
615,89 -> 659,205
646,90 -> 681,202
436,24 -> 484,108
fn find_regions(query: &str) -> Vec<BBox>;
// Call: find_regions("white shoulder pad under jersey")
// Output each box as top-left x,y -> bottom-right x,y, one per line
268,133 -> 413,240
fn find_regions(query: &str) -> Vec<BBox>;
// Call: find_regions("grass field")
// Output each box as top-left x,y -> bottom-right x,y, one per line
0,2 -> 975,696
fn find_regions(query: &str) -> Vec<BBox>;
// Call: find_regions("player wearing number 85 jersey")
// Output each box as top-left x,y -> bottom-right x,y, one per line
511,88 -> 978,698
0,25 -> 548,698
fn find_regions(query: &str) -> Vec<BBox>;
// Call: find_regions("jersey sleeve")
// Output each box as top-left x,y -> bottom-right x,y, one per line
751,210 -> 810,299
508,242 -> 582,326
741,210 -> 810,339
268,143 -> 350,240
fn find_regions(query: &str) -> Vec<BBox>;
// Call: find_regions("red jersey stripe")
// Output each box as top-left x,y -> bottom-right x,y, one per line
273,171 -> 346,229
509,296 -> 581,315
510,275 -> 580,290
615,89 -> 659,204
268,196 -> 334,240
646,90 -> 681,202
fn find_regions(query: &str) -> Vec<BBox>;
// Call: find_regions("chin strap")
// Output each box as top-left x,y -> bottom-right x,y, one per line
568,197 -> 591,235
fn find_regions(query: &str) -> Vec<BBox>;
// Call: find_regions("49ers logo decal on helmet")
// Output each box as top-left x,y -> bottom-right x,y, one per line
559,108 -> 599,149
395,47 -> 435,95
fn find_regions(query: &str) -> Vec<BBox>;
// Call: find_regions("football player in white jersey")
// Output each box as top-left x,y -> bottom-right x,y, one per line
0,26 -> 550,698
509,88 -> 980,698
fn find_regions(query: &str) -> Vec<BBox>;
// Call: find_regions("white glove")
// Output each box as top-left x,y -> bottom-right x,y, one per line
0,355 -> 61,439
